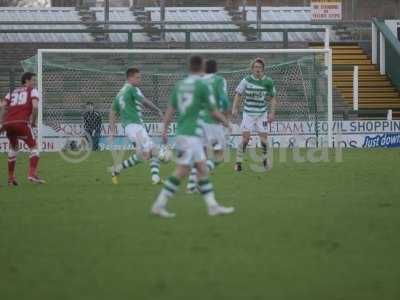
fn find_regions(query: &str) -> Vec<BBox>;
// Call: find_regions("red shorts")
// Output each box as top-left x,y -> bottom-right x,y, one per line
3,123 -> 37,149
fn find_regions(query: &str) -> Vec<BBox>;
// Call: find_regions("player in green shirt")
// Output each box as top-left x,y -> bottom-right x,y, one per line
151,55 -> 234,218
187,59 -> 231,193
109,67 -> 164,185
232,57 -> 277,172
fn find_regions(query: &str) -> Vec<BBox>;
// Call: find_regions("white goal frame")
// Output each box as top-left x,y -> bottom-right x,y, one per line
37,48 -> 333,150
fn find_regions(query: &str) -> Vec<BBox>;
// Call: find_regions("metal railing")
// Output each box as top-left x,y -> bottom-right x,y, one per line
0,27 -> 328,49
372,18 -> 400,91
0,20 -> 371,26
0,19 -> 373,46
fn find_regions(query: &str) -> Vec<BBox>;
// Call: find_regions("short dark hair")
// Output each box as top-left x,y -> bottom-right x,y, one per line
205,59 -> 217,74
251,57 -> 265,69
21,72 -> 36,84
126,67 -> 140,78
189,55 -> 204,73
86,101 -> 93,106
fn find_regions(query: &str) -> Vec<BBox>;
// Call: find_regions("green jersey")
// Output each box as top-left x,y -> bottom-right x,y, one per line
199,74 -> 230,124
235,75 -> 276,116
112,83 -> 144,127
170,75 -> 217,137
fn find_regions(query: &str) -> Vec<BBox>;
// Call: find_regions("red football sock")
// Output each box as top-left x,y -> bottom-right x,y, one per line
28,154 -> 40,177
8,156 -> 16,180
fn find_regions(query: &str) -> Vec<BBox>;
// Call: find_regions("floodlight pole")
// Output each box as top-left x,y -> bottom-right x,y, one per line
160,0 -> 166,40
104,0 -> 110,30
256,0 -> 261,40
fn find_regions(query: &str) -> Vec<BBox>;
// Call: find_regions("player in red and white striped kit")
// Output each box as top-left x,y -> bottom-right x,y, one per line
0,72 -> 45,186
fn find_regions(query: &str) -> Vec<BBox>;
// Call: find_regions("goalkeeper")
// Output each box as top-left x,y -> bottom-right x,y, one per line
109,67 -> 163,185
232,57 -> 277,172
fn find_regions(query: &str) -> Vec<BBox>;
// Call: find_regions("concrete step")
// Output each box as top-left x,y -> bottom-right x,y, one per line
343,98 -> 400,103
349,103 -> 400,108
333,59 -> 372,65
339,87 -> 398,92
342,92 -> 400,98
334,81 -> 393,87
333,65 -> 377,71
334,70 -> 381,76
311,45 -> 362,49
333,76 -> 388,81
331,49 -> 364,54
333,54 -> 369,60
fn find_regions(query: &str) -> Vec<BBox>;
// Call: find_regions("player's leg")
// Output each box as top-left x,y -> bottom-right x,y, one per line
151,164 -> 190,218
110,124 -> 142,183
258,132 -> 271,170
132,125 -> 161,184
235,131 -> 250,171
195,147 -> 234,216
187,124 -> 225,193
22,125 -> 45,184
93,128 -> 101,151
83,127 -> 92,150
186,125 -> 208,193
186,166 -> 198,193
5,126 -> 19,186
256,114 -> 272,170
151,136 -> 195,218
208,149 -> 223,171
207,124 -> 227,172
185,146 -> 222,193
235,113 -> 253,171
149,145 -> 161,185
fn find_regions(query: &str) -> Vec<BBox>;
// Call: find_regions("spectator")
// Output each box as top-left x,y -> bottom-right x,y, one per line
83,101 -> 102,151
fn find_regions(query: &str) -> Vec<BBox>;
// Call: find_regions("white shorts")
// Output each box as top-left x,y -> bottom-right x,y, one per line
240,112 -> 268,133
175,135 -> 206,166
125,123 -> 154,152
202,123 -> 226,151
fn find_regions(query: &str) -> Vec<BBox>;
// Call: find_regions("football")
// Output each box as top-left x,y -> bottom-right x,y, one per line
158,144 -> 173,163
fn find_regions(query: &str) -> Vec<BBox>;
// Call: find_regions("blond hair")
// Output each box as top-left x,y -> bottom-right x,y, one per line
250,57 -> 265,70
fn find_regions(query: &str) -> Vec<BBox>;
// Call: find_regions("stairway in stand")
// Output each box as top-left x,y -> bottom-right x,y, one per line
311,43 -> 400,119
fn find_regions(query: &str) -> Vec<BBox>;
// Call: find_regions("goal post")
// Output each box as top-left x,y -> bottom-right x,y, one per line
34,48 -> 333,150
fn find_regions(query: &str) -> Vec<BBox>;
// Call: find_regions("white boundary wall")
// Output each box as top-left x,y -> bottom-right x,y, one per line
2,120 -> 400,152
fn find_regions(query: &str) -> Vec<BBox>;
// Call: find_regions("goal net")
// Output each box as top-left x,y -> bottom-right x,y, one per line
24,49 -> 332,151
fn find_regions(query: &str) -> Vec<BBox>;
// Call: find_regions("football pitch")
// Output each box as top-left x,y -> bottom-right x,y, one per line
0,149 -> 399,300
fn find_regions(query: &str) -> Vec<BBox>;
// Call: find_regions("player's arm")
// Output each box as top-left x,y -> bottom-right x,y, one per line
109,100 -> 119,137
28,89 -> 39,128
162,86 -> 178,144
210,110 -> 229,128
232,93 -> 241,118
109,110 -> 118,136
30,99 -> 39,127
268,96 -> 277,123
162,106 -> 175,144
232,78 -> 246,118
132,87 -> 163,118
0,98 -> 7,132
142,97 -> 163,118
204,83 -> 229,128
219,78 -> 231,120
267,81 -> 278,123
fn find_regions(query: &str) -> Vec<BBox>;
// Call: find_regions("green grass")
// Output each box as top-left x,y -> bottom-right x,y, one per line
1,149 -> 400,300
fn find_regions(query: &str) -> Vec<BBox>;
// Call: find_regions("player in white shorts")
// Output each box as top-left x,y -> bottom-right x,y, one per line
151,55 -> 234,218
232,57 -> 277,172
186,59 -> 231,193
109,67 -> 164,185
